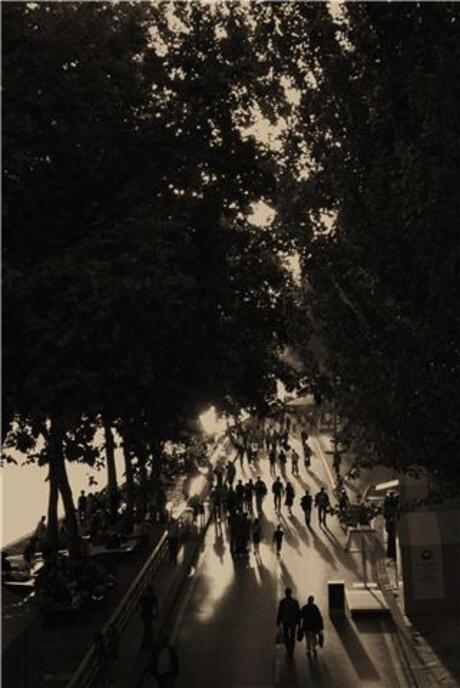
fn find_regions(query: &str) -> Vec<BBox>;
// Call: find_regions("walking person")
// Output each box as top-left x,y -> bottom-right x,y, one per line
338,489 -> 350,519
299,596 -> 324,655
252,518 -> 262,557
273,524 -> 284,557
78,490 -> 87,524
314,487 -> 331,527
279,448 -> 287,476
34,515 -> 47,550
332,449 -> 342,476
272,477 -> 284,514
300,490 -> 312,526
95,632 -> 111,687
269,447 -> 277,476
235,480 -> 245,511
290,448 -> 300,476
197,500 -> 205,527
139,585 -> 159,649
148,635 -> 179,687
301,429 -> 312,468
276,587 -> 300,657
226,486 -> 237,515
211,486 -> 222,522
285,481 -> 295,516
254,476 -> 268,513
226,460 -> 236,487
265,428 -> 272,453
245,479 -> 255,514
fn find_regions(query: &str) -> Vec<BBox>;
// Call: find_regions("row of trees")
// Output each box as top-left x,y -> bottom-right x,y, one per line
2,2 -> 295,558
4,3 -> 459,561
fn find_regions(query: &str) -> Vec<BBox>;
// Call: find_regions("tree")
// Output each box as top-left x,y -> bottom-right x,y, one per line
3,1 -> 293,555
268,3 -> 460,488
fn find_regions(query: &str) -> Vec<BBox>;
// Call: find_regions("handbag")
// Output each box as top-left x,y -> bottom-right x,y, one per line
297,627 -> 304,642
275,627 -> 284,645
317,630 -> 324,648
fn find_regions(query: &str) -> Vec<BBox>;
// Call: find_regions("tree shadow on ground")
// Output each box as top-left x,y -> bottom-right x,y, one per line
331,616 -> 381,681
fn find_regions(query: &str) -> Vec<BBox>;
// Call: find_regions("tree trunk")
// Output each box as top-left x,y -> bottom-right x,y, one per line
103,420 -> 118,521
46,459 -> 59,551
50,421 -> 80,560
137,447 -> 148,492
122,441 -> 135,532
150,438 -> 163,480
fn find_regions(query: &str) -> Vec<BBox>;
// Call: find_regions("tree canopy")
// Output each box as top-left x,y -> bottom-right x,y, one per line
267,2 -> 460,487
4,0 -> 460,523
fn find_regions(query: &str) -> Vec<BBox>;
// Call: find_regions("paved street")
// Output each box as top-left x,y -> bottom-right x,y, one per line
144,430 -> 409,688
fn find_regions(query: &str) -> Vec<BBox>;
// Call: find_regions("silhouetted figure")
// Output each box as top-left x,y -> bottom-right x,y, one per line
273,524 -> 284,557
383,491 -> 399,558
78,490 -> 87,524
285,482 -> 295,515
235,480 -> 245,510
244,479 -> 255,514
252,518 -> 262,556
277,587 -> 300,657
291,448 -> 300,476
226,461 -> 236,487
140,586 -> 159,648
254,477 -> 268,513
338,489 -> 350,517
269,447 -> 277,476
299,596 -> 324,654
332,450 -> 342,475
149,635 -> 179,688
314,487 -> 330,527
300,490 -> 312,526
272,477 -> 284,513
279,448 -> 287,475
34,515 -> 47,548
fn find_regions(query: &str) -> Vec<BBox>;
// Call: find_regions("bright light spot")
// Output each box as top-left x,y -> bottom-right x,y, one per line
277,379 -> 289,401
248,201 -> 276,228
199,407 -> 227,436
284,252 -> 301,283
239,409 -> 250,423
188,474 -> 207,496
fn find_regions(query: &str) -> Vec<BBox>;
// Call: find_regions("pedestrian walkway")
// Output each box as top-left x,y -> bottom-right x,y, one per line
131,424 -> 409,688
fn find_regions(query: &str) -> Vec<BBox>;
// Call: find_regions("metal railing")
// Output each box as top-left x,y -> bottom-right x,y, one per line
66,508 -> 195,688
67,436 -> 227,688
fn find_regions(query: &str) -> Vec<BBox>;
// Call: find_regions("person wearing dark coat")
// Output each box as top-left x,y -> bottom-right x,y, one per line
277,587 -> 300,657
148,635 -> 179,687
139,586 -> 159,648
299,596 -> 324,654
285,482 -> 295,514
300,491 -> 312,526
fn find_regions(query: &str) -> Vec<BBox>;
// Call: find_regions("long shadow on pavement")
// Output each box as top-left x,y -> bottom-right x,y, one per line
279,514 -> 301,550
304,469 -> 325,488
330,617 -> 381,682
288,513 -> 309,542
307,526 -> 338,569
278,558 -> 297,593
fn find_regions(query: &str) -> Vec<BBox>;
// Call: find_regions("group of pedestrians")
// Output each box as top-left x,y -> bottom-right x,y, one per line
277,588 -> 324,658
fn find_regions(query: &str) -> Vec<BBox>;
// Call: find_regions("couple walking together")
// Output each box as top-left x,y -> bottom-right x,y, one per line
277,588 -> 324,657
